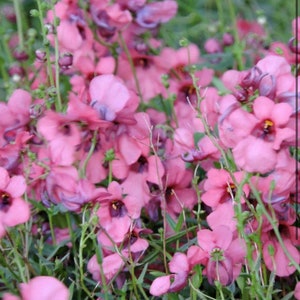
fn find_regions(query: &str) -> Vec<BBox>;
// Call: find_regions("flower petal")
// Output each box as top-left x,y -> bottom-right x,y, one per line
253,96 -> 274,121
149,275 -> 172,296
6,175 -> 26,198
3,198 -> 30,227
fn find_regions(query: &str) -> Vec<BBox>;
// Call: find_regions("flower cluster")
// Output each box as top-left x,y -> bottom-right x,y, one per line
0,0 -> 299,299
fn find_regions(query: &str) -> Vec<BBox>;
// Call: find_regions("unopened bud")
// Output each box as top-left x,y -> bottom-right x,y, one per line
58,53 -> 73,69
13,49 -> 29,61
222,33 -> 234,46
35,49 -> 47,62
8,64 -> 25,78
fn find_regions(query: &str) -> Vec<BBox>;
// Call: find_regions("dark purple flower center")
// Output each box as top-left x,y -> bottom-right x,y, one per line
0,191 -> 12,212
123,231 -> 138,248
262,119 -> 274,135
60,123 -> 71,136
110,200 -> 127,218
133,57 -> 151,69
252,119 -> 275,142
226,183 -> 236,196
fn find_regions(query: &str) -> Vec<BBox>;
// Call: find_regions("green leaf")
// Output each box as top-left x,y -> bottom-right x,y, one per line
137,263 -> 149,284
212,76 -> 230,94
166,213 -> 177,232
174,212 -> 184,232
193,132 -> 205,147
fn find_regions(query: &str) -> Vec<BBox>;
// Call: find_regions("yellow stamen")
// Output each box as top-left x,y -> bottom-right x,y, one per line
264,119 -> 274,129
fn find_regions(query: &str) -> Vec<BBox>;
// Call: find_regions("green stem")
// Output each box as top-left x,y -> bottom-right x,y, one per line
128,262 -> 149,300
13,0 -> 24,50
65,213 -> 81,298
191,71 -> 234,174
92,233 -> 109,300
227,0 -> 244,70
249,181 -> 300,273
36,0 -> 55,88
216,0 -> 225,30
6,232 -> 27,282
51,0 -> 62,111
0,246 -> 22,282
48,213 -> 56,245
80,131 -> 98,178
108,160 -> 113,184
78,208 -> 100,299
118,31 -> 144,103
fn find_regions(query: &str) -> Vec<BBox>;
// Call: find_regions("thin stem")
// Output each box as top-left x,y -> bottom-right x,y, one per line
216,0 -> 225,30
6,232 -> 27,282
146,121 -> 169,273
36,0 -> 55,88
48,213 -> 56,245
65,213 -> 81,299
108,160 -> 113,184
78,209 -> 95,299
227,0 -> 244,70
249,181 -> 300,273
51,0 -> 62,111
91,232 -> 109,300
118,31 -> 144,103
13,0 -> 24,50
80,130 -> 98,178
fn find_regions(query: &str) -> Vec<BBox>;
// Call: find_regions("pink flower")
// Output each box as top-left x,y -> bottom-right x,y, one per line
91,2 -> 132,30
150,253 -> 190,296
0,89 -> 31,146
232,95 -> 294,173
47,1 -> 93,52
201,168 -> 249,209
207,202 -> 237,232
294,282 -> 300,300
2,276 -> 69,300
236,19 -> 266,39
0,131 -> 32,171
89,74 -> 131,121
0,89 -> 31,129
256,55 -> 291,78
262,228 -> 300,277
37,110 -> 81,166
117,51 -> 168,102
89,226 -> 150,283
197,225 -> 245,285
150,275 -> 172,296
218,95 -> 257,148
0,167 -> 29,238
161,157 -> 197,218
250,96 -> 294,150
135,0 -> 177,29
232,135 -> 277,174
96,181 -> 141,243
88,252 -> 127,282
204,38 -> 222,54
42,166 -> 108,212
251,150 -> 295,205
268,42 -> 295,64
66,95 -> 109,130
2,293 -> 20,300
20,276 -> 69,300
157,43 -> 200,73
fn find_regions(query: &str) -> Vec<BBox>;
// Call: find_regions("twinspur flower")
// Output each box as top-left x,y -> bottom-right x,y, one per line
0,167 -> 29,238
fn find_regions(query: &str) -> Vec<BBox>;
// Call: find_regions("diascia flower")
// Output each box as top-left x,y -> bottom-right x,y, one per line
0,167 -> 29,238
3,276 -> 69,300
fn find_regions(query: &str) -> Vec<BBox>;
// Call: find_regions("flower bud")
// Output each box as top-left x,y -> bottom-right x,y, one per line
35,49 -> 47,62
222,33 -> 234,46
58,53 -> 73,70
